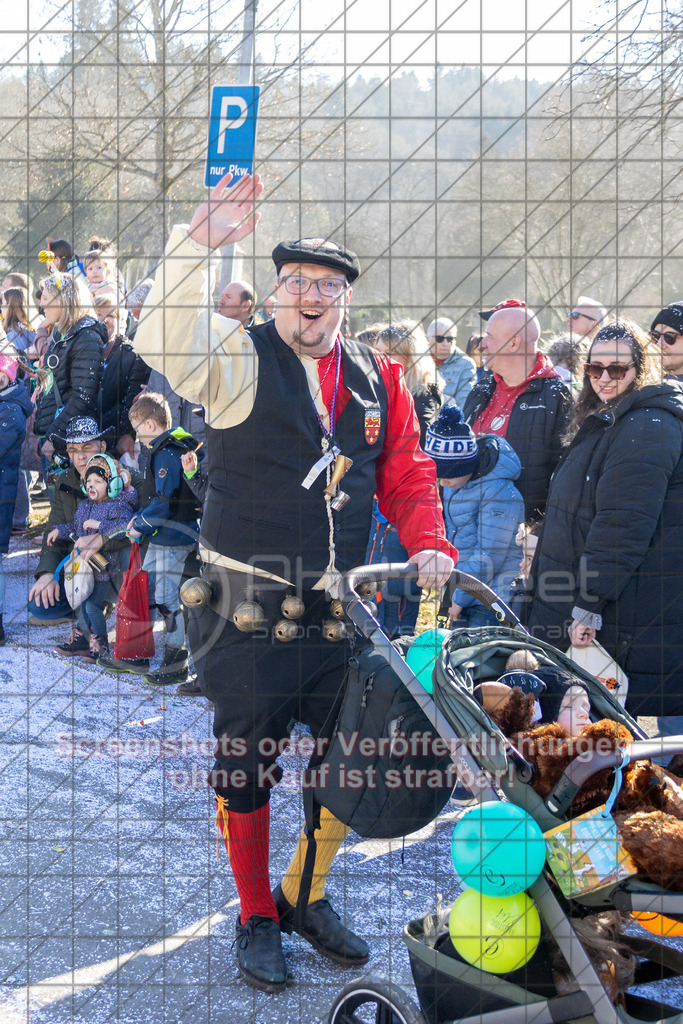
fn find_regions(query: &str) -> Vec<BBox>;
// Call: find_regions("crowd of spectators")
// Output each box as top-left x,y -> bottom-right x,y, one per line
0,233 -> 682,722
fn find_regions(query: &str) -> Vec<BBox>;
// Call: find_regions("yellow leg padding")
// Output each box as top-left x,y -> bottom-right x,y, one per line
280,807 -> 350,907
214,794 -> 230,863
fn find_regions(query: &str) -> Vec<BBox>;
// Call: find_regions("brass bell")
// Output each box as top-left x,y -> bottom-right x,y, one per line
233,600 -> 266,632
281,595 -> 305,620
357,580 -> 377,598
329,599 -> 345,620
323,619 -> 348,642
180,577 -> 213,609
274,618 -> 299,642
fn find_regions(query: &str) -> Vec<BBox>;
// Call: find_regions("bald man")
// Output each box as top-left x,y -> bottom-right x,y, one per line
218,279 -> 257,327
463,304 -> 572,520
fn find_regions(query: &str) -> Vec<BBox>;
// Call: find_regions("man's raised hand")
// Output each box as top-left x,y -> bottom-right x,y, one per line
188,172 -> 263,250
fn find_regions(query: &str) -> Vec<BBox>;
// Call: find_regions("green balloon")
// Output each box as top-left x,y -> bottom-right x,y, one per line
449,889 -> 541,974
406,627 -> 450,693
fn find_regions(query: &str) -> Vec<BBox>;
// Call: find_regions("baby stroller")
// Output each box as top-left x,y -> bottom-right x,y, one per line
325,563 -> 683,1024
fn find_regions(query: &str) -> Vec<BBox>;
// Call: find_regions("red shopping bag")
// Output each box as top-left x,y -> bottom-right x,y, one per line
115,541 -> 155,660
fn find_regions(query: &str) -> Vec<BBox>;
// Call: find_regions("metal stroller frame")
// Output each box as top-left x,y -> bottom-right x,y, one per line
326,563 -> 683,1024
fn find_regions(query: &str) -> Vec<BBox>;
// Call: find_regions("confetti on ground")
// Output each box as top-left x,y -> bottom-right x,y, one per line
124,716 -> 163,727
52,847 -> 65,853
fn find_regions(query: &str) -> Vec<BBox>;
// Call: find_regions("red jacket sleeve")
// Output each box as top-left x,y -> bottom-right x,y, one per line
374,357 -> 458,562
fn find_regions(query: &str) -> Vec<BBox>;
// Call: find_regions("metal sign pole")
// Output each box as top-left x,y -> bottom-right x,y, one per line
219,0 -> 258,293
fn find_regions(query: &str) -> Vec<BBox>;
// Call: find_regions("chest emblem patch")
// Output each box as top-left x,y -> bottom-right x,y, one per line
365,407 -> 381,445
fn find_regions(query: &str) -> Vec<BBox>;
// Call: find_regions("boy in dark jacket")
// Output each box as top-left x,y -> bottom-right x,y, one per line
98,392 -> 202,685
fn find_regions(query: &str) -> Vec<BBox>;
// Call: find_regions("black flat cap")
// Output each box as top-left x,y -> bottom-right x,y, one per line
272,237 -> 361,283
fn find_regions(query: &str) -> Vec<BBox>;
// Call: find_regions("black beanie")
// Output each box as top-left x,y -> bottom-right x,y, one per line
650,303 -> 683,335
533,666 -> 590,724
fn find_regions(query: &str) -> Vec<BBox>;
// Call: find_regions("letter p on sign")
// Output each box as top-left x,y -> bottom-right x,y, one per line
217,97 -> 248,153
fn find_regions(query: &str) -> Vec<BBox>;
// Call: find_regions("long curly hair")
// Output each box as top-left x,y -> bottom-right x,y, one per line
565,319 -> 660,439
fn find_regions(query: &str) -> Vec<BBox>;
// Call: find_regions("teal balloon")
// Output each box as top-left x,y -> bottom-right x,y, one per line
451,801 -> 546,896
406,628 -> 450,693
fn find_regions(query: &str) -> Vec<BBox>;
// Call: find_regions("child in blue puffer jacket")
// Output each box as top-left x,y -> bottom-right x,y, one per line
425,405 -> 524,628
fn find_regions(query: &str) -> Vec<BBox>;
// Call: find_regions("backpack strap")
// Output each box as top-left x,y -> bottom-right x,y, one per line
296,786 -> 321,929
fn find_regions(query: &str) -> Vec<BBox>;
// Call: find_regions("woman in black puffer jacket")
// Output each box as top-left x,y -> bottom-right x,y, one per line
526,320 -> 683,720
34,273 -> 106,454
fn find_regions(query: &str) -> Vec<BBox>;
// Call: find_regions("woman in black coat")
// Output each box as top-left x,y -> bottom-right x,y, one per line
34,274 -> 106,457
526,321 -> 683,719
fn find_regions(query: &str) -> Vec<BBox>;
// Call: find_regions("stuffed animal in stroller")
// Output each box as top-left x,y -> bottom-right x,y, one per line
479,661 -> 683,891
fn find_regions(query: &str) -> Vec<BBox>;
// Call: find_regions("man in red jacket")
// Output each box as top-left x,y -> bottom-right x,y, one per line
136,172 -> 455,992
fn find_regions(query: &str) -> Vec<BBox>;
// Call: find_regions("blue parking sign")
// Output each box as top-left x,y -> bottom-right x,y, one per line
204,85 -> 260,188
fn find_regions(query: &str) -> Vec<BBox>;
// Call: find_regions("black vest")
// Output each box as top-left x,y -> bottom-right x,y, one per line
202,323 -> 389,582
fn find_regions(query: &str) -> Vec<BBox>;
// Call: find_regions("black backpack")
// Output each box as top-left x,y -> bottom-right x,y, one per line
307,646 -> 456,840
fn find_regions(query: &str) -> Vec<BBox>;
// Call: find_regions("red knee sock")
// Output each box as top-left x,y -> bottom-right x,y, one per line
216,800 -> 278,925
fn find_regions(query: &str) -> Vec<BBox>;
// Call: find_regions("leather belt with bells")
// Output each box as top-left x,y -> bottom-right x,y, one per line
180,568 -> 377,641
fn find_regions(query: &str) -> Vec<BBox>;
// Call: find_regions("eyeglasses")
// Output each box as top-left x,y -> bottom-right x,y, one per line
584,362 -> 635,381
279,275 -> 347,298
432,335 -> 455,343
568,311 -> 598,322
650,329 -> 682,347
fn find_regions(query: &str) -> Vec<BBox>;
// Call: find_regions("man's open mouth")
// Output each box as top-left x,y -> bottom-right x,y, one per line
300,309 -> 322,321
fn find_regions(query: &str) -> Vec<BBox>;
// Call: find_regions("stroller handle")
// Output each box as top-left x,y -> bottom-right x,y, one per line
546,738 -> 683,816
340,562 -> 523,629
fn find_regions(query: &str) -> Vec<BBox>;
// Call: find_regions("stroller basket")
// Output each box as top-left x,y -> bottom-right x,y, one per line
404,915 -> 558,1024
404,912 -> 683,1024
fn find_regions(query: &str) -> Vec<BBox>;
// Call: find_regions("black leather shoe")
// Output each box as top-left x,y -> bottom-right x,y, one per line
234,915 -> 288,992
273,884 -> 370,967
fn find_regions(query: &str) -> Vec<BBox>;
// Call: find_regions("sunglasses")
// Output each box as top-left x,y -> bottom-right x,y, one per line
584,362 -> 635,381
568,311 -> 598,322
650,329 -> 682,347
432,334 -> 455,343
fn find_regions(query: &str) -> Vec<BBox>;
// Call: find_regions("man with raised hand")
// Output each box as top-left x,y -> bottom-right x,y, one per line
135,172 -> 455,992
